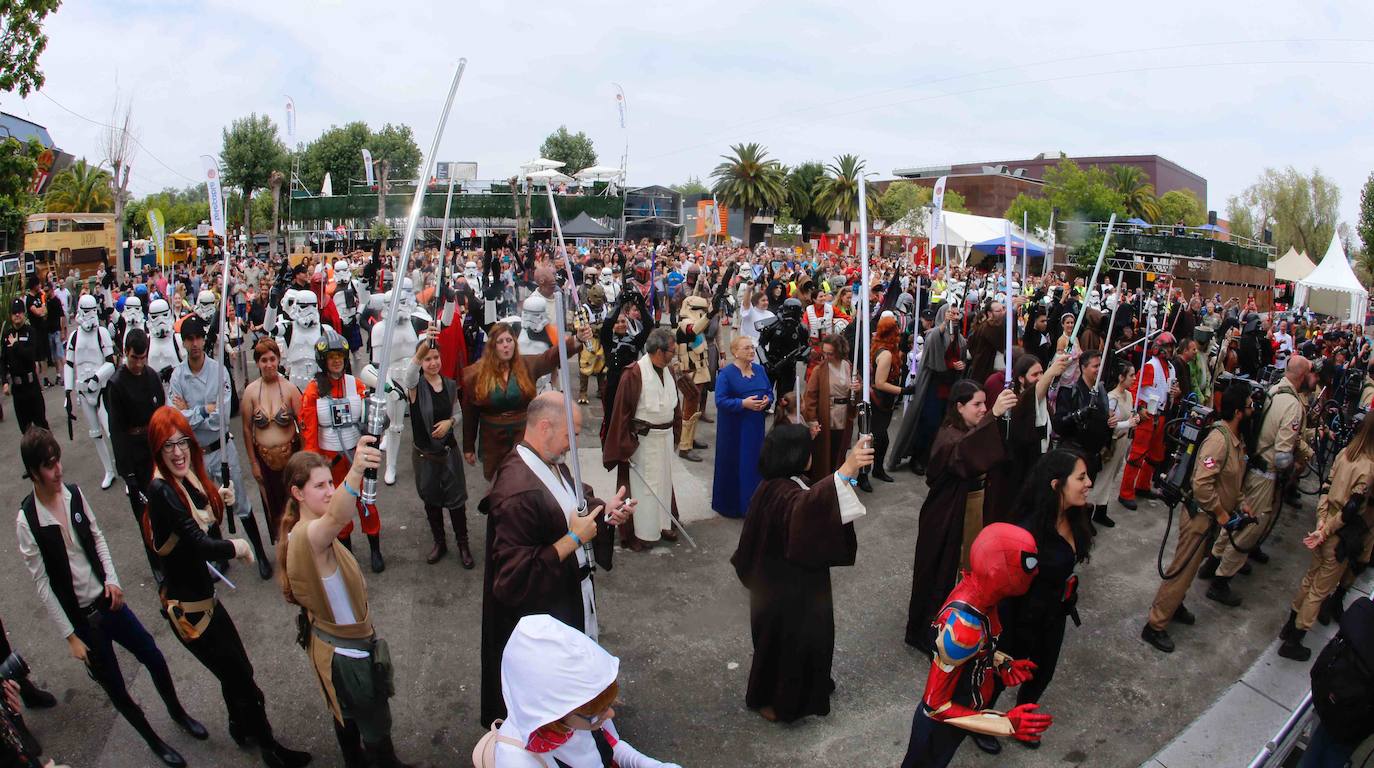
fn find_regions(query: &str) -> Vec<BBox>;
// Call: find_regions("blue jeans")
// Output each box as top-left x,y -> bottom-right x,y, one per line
1300,721 -> 1356,768
73,602 -> 178,727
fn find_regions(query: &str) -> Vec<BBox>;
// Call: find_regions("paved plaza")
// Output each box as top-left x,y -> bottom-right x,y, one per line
0,384 -> 1326,767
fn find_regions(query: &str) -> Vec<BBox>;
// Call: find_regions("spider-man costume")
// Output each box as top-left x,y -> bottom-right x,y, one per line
901,523 -> 1055,768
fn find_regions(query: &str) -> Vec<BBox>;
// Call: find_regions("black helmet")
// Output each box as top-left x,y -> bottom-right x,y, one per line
780,297 -> 803,322
314,326 -> 349,372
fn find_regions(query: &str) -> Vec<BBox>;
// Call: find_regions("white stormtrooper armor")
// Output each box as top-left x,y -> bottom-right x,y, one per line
65,294 -> 118,488
518,294 -> 556,394
599,270 -> 619,305
332,260 -> 370,327
463,261 -> 482,291
399,277 -> 431,325
360,284 -> 425,485
277,289 -> 322,392
146,298 -> 184,380
195,289 -> 218,324
119,295 -> 146,348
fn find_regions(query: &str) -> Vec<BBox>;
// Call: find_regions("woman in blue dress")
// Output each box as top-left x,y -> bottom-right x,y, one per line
713,335 -> 773,517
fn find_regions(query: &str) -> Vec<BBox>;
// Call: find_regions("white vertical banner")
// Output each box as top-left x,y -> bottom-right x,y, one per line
285,96 -> 296,144
931,175 -> 947,213
201,155 -> 226,242
361,148 -> 376,187
614,84 -> 627,129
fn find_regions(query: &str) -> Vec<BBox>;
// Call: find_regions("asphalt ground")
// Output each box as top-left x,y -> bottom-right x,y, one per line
0,381 -> 1319,768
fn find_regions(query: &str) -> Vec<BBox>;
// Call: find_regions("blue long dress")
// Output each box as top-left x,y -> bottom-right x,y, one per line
713,362 -> 772,518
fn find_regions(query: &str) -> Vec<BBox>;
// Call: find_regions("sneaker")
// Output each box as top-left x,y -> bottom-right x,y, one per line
1141,625 -> 1175,653
678,449 -> 703,463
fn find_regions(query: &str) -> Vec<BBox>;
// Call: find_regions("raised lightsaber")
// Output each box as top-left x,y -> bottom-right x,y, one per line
545,187 -> 596,568
856,176 -> 872,442
361,59 -> 467,506
1098,275 -> 1126,392
1066,213 -> 1116,358
202,153 -> 237,534
1004,221 -> 1013,387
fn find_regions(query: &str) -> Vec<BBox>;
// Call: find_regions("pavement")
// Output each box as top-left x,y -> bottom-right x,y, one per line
0,381 -> 1337,768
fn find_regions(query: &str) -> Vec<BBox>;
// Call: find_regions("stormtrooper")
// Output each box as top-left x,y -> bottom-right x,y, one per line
463,260 -> 483,292
599,268 -> 620,305
64,294 -> 118,489
276,288 -> 323,392
332,258 -> 370,356
117,294 -> 146,348
194,289 -> 220,350
146,298 -> 185,382
361,279 -> 428,485
517,293 -> 556,393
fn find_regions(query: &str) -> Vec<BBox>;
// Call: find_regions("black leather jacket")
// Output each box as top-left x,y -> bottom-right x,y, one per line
1052,379 -> 1112,453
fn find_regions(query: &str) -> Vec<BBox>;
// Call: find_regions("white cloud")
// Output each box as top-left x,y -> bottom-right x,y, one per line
7,0 -> 1373,228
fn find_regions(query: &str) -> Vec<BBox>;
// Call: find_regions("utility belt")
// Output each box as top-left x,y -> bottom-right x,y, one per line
308,623 -> 395,700
202,433 -> 232,455
831,396 -> 852,405
479,410 -> 525,427
632,419 -> 674,436
161,592 -> 217,643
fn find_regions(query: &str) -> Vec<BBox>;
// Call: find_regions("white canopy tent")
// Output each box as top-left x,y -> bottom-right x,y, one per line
524,169 -> 575,186
573,165 -> 625,182
1272,246 -> 1317,283
519,157 -> 565,172
1293,234 -> 1369,324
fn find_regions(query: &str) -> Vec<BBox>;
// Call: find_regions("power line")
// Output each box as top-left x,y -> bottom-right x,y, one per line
35,89 -> 199,184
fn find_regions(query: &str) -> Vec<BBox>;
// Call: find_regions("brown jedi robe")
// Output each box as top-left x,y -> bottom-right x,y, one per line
602,360 -> 682,541
461,339 -> 578,480
983,386 -> 1044,525
904,413 -> 1006,648
967,318 -> 1004,385
731,474 -> 858,723
478,446 -> 611,727
800,362 -> 856,483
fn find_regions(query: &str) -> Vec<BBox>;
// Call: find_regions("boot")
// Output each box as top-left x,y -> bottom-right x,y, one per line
334,720 -> 366,768
1277,629 -> 1313,661
1092,504 -> 1116,528
364,735 -> 416,768
367,533 -> 385,573
131,711 -> 188,767
261,737 -> 313,768
1141,624 -> 1175,653
1248,546 -> 1270,565
1206,576 -> 1242,607
872,467 -> 896,483
451,507 -> 474,569
858,473 -> 873,493
242,514 -> 274,580
150,665 -> 208,741
971,734 -> 1002,754
1279,610 -> 1298,642
1198,554 -> 1221,581
17,677 -> 55,709
425,507 -> 447,565
1319,586 -> 1349,626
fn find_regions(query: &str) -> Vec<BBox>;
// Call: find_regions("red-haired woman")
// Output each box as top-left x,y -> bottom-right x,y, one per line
144,406 -> 311,768
870,314 -> 907,484
461,320 -> 586,481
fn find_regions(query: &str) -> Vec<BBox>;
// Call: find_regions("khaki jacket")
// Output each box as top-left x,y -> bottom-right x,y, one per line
1192,422 -> 1245,520
1256,379 -> 1311,468
1317,452 -> 1374,535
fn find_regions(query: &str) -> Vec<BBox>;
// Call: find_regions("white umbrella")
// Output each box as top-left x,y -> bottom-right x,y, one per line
525,169 -> 575,186
520,157 -> 565,172
574,165 -> 625,182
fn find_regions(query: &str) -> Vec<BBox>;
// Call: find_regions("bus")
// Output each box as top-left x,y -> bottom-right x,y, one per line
24,212 -> 118,276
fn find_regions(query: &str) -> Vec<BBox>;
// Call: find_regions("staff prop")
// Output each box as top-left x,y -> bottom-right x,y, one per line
627,461 -> 698,550
361,59 -> 467,506
1065,213 -> 1116,357
856,176 -> 872,443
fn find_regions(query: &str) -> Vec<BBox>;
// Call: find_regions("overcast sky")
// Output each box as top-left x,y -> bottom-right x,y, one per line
5,0 -> 1372,235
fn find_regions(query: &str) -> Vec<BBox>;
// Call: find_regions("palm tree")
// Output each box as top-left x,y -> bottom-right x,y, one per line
45,159 -> 114,213
710,143 -> 786,245
1110,165 -> 1162,223
786,161 -> 827,236
1354,248 -> 1374,288
813,154 -> 877,235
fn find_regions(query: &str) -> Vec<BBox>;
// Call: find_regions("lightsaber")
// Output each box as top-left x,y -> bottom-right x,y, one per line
1098,278 -> 1124,392
1022,210 -> 1029,284
206,561 -> 236,590
1043,207 -> 1057,278
627,460 -> 698,550
857,176 -> 872,438
432,167 -> 459,333
1066,214 -> 1116,357
360,59 -> 467,506
545,187 -> 596,568
1132,314 -> 1157,412
1004,221 -> 1013,386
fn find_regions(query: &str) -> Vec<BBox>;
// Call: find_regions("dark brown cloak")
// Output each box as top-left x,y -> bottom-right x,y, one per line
967,318 -> 1004,385
730,474 -> 858,722
478,446 -> 611,727
904,414 -> 1005,648
800,362 -> 855,483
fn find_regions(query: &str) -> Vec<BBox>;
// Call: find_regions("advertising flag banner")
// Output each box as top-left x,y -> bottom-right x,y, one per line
201,156 -> 226,240
362,148 -> 376,187
148,208 -> 166,264
285,97 -> 296,143
932,175 -> 948,212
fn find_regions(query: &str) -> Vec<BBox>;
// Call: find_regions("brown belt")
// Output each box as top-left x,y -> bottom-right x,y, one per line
632,419 -> 674,436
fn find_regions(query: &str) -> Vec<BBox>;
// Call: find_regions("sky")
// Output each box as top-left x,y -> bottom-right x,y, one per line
4,0 -> 1372,235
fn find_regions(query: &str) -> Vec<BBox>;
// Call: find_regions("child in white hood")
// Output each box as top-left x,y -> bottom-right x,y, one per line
484,615 -> 683,768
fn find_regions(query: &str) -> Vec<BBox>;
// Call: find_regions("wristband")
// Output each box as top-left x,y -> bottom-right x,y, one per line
342,481 -> 361,499
836,472 -> 858,487
568,531 -> 584,546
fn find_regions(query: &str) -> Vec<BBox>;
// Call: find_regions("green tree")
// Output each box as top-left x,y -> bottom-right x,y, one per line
1233,167 -> 1340,257
370,123 -> 421,181
1042,158 -> 1127,225
1156,189 -> 1206,227
44,158 -> 112,212
813,154 -> 878,235
127,184 -> 209,236
1358,172 -> 1374,255
1004,193 -> 1054,235
0,138 -> 40,248
0,0 -> 61,96
299,121 -> 371,193
710,143 -> 786,246
538,126 -> 597,175
1225,194 -> 1257,242
877,182 -> 969,225
1109,165 -> 1161,222
671,176 -> 709,196
221,113 -> 287,238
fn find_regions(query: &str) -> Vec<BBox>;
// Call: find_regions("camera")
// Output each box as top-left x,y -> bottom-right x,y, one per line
0,652 -> 29,682
1216,371 -> 1268,409
1159,403 -> 1215,507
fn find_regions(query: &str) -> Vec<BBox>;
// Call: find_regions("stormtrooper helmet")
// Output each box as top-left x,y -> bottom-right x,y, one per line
195,290 -> 218,323
148,298 -> 173,336
280,290 -> 301,321
599,270 -> 614,288
76,294 -> 100,332
464,261 -> 480,285
295,290 -> 320,328
398,278 -> 418,317
1088,290 -> 1101,310
122,295 -> 144,324
521,294 -> 549,333
334,260 -> 352,284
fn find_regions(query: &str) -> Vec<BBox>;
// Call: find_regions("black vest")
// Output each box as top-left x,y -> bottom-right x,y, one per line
22,485 -> 105,631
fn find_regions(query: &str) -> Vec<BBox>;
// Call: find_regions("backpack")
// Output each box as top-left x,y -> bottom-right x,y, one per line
1311,597 -> 1374,744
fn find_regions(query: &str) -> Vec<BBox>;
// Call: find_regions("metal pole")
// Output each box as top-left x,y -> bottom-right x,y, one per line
1067,214 -> 1117,357
360,58 -> 467,506
432,170 -> 458,333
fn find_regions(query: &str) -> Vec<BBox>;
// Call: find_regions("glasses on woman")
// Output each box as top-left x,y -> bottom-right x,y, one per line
161,438 -> 192,455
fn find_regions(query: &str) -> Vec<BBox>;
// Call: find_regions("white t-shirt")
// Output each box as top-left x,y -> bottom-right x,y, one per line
737,306 -> 774,361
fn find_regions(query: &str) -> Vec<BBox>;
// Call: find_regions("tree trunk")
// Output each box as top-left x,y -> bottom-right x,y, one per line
743,205 -> 755,246
112,165 -> 130,282
243,186 -> 253,248
270,185 -> 281,260
377,159 -> 390,235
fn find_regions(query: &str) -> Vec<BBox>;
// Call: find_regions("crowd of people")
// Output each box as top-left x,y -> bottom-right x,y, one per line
0,236 -> 1372,767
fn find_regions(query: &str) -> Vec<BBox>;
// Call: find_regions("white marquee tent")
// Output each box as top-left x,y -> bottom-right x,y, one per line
1272,246 -> 1316,283
1293,234 -> 1369,324
886,209 -> 1045,265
